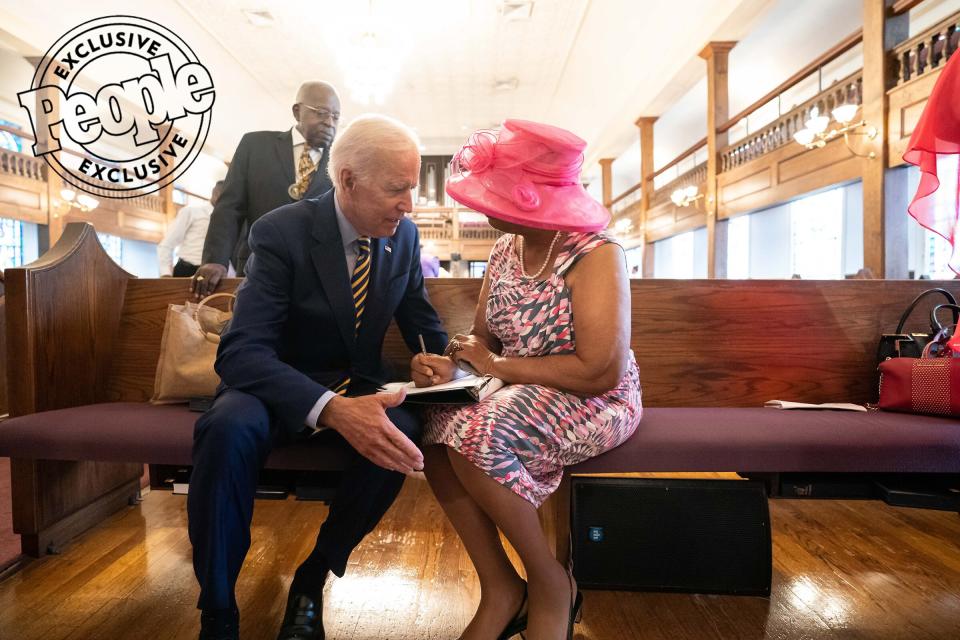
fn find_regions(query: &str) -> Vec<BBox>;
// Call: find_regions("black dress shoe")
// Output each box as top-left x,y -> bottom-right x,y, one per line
199,607 -> 239,640
276,591 -> 325,640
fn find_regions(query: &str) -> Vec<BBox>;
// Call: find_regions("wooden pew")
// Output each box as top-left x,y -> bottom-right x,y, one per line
1,222 -> 960,564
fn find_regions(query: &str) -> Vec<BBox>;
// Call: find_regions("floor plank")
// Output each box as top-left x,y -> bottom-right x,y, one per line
1,477 -> 959,639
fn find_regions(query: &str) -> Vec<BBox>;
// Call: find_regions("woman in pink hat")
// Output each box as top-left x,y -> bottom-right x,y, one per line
410,120 -> 642,640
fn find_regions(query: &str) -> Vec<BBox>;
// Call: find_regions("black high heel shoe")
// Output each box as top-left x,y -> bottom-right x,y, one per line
497,582 -> 529,640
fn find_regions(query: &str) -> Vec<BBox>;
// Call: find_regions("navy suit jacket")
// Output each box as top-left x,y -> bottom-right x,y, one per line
215,189 -> 448,435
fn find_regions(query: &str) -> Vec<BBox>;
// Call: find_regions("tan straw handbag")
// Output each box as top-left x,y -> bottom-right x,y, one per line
151,292 -> 236,404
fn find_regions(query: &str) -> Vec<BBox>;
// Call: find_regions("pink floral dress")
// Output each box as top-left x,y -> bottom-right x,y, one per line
423,232 -> 643,507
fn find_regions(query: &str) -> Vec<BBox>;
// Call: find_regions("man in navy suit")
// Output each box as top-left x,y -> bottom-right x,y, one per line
187,115 -> 448,640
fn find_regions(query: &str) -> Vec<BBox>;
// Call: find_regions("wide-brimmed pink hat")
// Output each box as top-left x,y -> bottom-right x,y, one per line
445,119 -> 610,232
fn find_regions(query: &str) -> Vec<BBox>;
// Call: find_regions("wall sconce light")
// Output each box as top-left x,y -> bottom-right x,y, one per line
56,188 -> 99,214
792,104 -> 878,159
670,185 -> 703,208
613,218 -> 633,235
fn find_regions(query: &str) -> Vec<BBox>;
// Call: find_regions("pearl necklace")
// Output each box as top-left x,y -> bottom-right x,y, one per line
518,231 -> 562,279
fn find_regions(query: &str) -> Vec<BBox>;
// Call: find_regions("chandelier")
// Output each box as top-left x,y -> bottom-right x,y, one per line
330,1 -> 411,105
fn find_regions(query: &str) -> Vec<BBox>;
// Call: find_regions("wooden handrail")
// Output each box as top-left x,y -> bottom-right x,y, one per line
0,123 -> 116,169
610,181 -> 642,207
891,0 -> 925,15
176,187 -> 211,202
647,137 -> 707,182
0,123 -> 34,142
718,29 -> 863,134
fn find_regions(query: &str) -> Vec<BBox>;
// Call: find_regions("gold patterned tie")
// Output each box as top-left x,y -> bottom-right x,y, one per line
290,146 -> 316,200
331,236 -> 372,395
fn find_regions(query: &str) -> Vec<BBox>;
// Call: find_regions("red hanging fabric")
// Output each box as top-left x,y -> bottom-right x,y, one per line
903,51 -> 960,273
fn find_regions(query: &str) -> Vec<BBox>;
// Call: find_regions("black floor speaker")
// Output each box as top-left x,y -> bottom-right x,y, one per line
571,477 -> 771,596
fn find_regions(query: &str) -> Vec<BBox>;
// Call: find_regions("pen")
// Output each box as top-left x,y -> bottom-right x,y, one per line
418,334 -> 428,355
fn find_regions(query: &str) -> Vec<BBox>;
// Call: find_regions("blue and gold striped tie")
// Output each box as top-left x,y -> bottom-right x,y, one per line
331,236 -> 371,395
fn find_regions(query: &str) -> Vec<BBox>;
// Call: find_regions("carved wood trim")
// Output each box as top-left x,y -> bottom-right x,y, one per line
717,137 -> 860,219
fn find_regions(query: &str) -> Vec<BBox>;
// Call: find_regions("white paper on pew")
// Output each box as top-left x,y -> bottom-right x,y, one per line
764,400 -> 867,412
380,373 -> 505,403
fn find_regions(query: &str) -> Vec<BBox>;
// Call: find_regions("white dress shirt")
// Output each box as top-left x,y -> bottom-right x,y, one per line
157,202 -> 213,276
304,193 -> 365,431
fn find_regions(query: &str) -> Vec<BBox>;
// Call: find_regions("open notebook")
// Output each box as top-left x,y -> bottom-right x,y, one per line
764,400 -> 867,412
380,374 -> 505,404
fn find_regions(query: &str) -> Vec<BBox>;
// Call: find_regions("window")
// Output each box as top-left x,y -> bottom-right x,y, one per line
624,246 -> 643,277
726,215 -> 750,279
0,119 -> 23,153
97,232 -> 123,265
790,189 -> 844,279
906,156 -> 959,278
724,183 -> 861,279
0,217 -> 23,269
653,228 -> 707,278
468,261 -> 487,278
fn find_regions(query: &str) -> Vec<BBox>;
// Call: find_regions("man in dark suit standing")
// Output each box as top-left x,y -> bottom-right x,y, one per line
192,81 -> 340,295
188,115 -> 448,640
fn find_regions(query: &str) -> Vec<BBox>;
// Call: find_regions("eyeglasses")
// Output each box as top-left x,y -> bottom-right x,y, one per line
299,103 -> 340,123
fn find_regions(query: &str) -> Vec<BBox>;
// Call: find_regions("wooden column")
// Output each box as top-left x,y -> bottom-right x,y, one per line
598,158 -> 614,208
27,57 -> 67,246
642,240 -> 655,278
636,117 -> 657,278
862,0 -> 909,277
700,42 -> 737,279
160,185 -> 177,225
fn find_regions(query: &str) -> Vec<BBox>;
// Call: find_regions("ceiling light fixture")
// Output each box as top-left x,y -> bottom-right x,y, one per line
242,10 -> 275,27
499,1 -> 535,21
493,77 -> 519,92
332,1 -> 409,105
792,104 -> 878,159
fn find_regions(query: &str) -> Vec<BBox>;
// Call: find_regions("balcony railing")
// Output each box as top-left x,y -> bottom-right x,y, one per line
610,182 -> 642,215
75,174 -> 167,214
650,160 -> 708,209
0,148 -> 45,182
410,206 -> 502,242
721,71 -> 862,171
890,11 -> 959,88
459,223 -> 502,241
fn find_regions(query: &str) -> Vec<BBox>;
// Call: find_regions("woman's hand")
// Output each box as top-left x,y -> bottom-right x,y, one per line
447,334 -> 499,376
411,353 -> 458,387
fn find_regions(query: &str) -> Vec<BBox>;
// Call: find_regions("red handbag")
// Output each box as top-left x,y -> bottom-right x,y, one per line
877,357 -> 960,417
878,303 -> 960,417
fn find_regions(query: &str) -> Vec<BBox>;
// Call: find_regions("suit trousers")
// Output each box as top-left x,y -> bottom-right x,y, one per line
187,387 -> 421,611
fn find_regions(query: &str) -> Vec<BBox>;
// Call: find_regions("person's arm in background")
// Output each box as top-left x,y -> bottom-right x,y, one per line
157,206 -> 192,276
193,134 -> 253,297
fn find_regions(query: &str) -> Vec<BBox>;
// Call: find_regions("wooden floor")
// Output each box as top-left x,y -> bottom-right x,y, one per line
0,457 -> 17,571
1,476 -> 959,640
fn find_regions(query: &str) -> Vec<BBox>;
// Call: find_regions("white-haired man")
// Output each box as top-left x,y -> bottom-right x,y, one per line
187,115 -> 449,640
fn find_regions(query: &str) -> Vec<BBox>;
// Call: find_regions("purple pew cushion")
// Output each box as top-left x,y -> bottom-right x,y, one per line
1,404 -> 958,474
0,403 -> 353,471
570,407 -> 960,474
